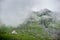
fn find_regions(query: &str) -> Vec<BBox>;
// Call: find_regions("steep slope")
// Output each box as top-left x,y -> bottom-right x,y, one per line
17,9 -> 59,40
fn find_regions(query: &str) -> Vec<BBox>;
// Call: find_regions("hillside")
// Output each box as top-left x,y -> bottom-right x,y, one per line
16,9 -> 60,40
0,9 -> 60,40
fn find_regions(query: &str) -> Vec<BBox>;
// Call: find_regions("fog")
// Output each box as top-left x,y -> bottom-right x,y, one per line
0,0 -> 60,26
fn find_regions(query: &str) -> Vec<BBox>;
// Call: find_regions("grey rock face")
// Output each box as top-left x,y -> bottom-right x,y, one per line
22,8 -> 60,39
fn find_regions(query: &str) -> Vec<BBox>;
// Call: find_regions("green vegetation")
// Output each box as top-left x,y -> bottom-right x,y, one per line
0,9 -> 60,40
0,23 -> 52,40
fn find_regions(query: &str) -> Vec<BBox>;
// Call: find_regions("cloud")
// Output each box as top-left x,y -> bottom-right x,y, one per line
32,0 -> 60,12
0,0 -> 32,26
0,0 -> 60,26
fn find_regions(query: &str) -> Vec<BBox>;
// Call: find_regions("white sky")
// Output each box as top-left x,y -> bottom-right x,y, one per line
0,0 -> 60,26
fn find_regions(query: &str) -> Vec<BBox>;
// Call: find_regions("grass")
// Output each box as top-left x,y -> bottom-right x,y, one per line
0,32 -> 52,40
0,33 -> 36,40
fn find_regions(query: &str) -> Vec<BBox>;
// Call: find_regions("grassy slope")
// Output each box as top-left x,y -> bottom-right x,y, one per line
0,23 -> 52,40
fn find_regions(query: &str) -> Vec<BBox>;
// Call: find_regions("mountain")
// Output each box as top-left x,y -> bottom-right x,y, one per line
16,9 -> 60,40
24,9 -> 55,28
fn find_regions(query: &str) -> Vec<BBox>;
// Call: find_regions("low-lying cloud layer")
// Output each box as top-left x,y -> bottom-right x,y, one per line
0,0 -> 60,26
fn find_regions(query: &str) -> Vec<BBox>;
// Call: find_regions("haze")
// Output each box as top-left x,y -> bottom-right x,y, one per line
0,0 -> 60,26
